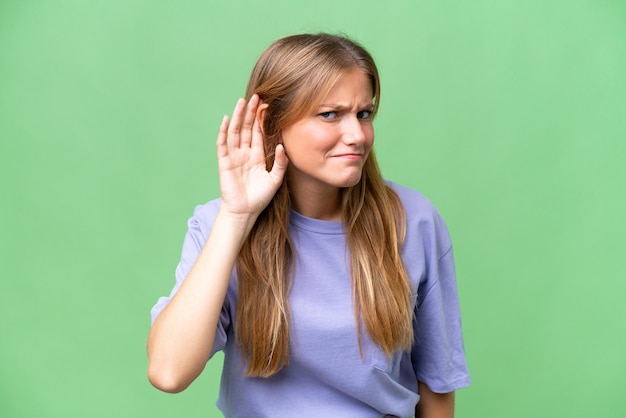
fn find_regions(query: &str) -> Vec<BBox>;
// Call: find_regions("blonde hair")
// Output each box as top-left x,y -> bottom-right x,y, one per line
236,33 -> 413,377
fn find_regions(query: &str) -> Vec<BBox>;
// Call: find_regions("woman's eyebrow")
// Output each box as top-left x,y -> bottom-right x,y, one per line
318,102 -> 374,110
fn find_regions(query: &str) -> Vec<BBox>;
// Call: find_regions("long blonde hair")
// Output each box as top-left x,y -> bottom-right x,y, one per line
236,33 -> 413,377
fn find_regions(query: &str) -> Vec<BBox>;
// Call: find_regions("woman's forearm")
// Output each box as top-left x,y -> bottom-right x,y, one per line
146,210 -> 255,393
415,381 -> 455,418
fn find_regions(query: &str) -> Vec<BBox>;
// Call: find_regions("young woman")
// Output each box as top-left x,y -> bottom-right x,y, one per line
147,33 -> 470,417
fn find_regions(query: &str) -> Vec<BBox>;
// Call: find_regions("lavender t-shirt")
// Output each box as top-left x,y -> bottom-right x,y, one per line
151,182 -> 470,417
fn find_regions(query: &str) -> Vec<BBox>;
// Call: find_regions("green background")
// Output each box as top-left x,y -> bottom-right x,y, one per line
2,0 -> 625,417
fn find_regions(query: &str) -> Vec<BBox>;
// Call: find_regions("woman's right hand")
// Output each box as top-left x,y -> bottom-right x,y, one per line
216,94 -> 288,220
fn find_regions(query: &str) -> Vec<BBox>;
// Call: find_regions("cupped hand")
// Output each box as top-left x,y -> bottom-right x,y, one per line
216,94 -> 288,219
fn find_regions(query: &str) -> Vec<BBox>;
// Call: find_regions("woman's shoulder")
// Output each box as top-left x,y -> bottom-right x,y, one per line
185,197 -> 222,233
386,181 -> 439,218
386,181 -> 453,250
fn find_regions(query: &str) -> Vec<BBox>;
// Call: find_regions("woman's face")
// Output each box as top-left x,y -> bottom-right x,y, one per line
281,68 -> 375,195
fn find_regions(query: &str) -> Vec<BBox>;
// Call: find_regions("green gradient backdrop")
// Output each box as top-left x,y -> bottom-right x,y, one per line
1,1 -> 625,417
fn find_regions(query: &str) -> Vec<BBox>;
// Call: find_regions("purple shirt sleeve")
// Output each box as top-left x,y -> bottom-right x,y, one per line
150,201 -> 230,358
412,245 -> 471,393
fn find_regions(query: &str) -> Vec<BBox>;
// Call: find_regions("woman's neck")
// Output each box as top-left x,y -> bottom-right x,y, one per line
288,181 -> 342,221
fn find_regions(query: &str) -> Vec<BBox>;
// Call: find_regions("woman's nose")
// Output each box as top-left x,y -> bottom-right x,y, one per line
342,115 -> 366,144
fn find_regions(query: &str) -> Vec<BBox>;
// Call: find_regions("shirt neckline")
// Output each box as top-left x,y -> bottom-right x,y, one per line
289,210 -> 345,235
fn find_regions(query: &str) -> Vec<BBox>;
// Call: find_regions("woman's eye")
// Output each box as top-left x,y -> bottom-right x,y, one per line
357,110 -> 372,120
318,111 -> 338,120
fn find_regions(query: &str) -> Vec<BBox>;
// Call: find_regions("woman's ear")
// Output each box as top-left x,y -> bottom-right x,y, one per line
256,102 -> 269,135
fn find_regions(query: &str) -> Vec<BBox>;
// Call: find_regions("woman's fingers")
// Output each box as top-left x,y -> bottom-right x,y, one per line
216,115 -> 230,158
225,95 -> 259,151
226,98 -> 246,151
268,144 -> 288,185
217,95 -> 270,174
215,96 -> 284,216
240,95 -> 259,147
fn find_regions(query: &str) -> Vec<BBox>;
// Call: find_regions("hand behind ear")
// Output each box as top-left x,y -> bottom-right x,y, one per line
216,95 -> 288,218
